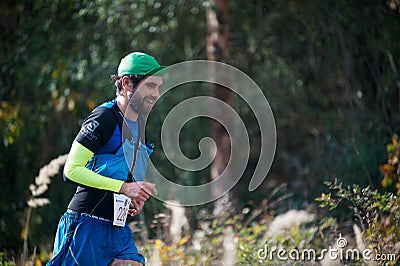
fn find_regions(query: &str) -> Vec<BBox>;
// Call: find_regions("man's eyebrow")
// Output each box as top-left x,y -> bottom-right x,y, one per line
144,82 -> 159,87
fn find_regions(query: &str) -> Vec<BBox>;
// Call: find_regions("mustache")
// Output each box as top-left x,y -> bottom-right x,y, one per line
143,96 -> 157,102
144,96 -> 158,101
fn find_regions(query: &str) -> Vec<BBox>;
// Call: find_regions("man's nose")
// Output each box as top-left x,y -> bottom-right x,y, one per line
151,89 -> 160,99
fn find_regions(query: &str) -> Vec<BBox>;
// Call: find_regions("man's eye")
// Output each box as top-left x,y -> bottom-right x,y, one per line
146,84 -> 157,89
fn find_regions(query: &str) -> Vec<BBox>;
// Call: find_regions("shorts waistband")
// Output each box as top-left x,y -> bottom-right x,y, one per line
67,209 -> 113,223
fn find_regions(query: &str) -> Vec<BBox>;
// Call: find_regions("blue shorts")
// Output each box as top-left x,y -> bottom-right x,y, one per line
47,210 -> 145,266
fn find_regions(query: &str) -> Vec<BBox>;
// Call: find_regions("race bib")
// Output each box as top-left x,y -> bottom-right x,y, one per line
113,193 -> 131,227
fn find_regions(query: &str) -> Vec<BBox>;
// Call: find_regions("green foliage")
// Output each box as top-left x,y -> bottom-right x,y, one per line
380,135 -> 400,194
0,0 -> 207,256
1,0 -> 400,261
141,206 -> 342,265
316,178 -> 400,257
0,252 -> 15,266
228,0 -> 400,203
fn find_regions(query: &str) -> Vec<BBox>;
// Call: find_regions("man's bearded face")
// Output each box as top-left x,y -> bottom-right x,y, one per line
129,76 -> 162,115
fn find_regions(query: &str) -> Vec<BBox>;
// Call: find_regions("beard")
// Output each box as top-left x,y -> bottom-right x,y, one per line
128,92 -> 153,115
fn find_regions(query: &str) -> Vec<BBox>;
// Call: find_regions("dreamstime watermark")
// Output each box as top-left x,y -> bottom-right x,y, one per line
123,60 -> 277,206
257,234 -> 397,263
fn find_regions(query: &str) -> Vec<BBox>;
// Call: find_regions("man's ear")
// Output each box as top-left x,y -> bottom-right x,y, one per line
121,76 -> 133,92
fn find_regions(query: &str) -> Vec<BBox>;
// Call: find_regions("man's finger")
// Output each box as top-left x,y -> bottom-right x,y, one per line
140,182 -> 158,195
128,209 -> 137,216
139,191 -> 150,200
139,194 -> 148,202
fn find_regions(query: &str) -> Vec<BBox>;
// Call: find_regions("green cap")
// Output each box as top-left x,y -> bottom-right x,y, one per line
117,52 -> 167,76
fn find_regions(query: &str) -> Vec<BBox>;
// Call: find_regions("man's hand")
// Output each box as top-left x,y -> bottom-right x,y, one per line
128,199 -> 145,217
119,181 -> 157,202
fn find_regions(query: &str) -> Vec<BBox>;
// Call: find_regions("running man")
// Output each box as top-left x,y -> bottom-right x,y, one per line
48,52 -> 166,266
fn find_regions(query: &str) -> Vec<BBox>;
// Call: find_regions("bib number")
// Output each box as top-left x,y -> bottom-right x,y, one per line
113,193 -> 131,227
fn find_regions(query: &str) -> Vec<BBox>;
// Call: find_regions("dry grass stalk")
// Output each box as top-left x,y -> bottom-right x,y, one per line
222,226 -> 238,266
22,154 -> 68,265
164,201 -> 189,244
264,209 -> 315,239
27,154 -> 68,207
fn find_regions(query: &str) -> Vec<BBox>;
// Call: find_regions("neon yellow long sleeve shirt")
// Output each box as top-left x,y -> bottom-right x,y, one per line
63,141 -> 123,192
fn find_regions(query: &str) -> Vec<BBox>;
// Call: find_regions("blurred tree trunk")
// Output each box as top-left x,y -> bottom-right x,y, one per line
206,0 -> 232,212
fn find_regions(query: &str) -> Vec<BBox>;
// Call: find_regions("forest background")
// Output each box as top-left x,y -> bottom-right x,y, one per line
1,0 -> 400,265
